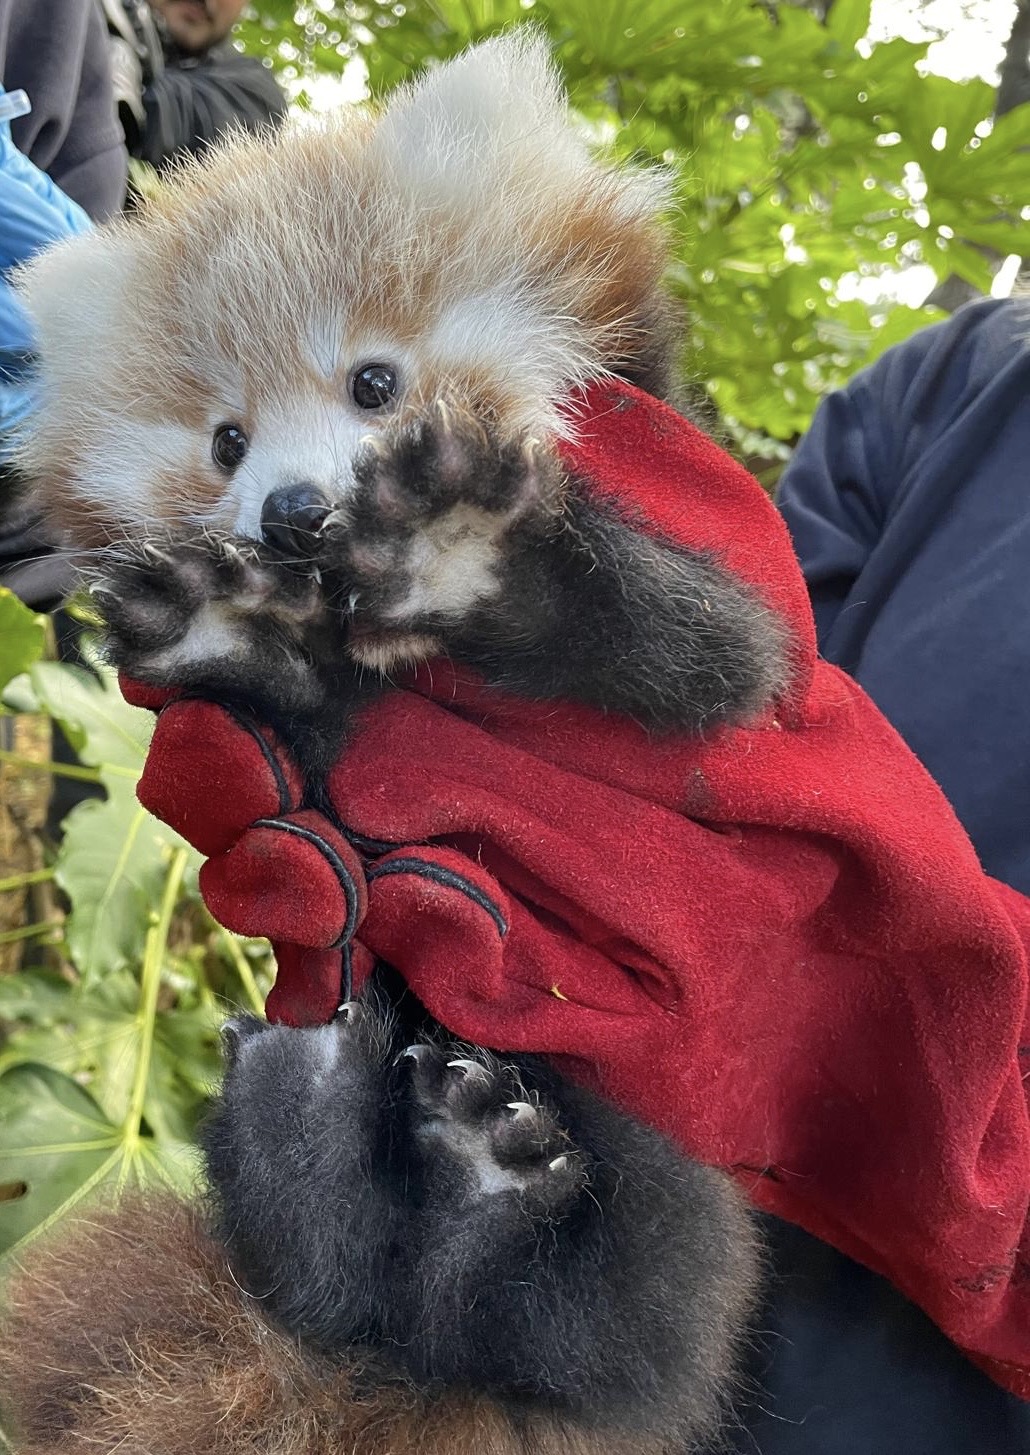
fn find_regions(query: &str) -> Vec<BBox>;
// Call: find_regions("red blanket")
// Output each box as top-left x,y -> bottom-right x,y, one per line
125,379 -> 1030,1395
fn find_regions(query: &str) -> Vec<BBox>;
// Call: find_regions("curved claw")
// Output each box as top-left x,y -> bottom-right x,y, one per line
447,1057 -> 491,1083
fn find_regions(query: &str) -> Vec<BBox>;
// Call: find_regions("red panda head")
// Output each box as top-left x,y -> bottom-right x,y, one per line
15,32 -> 673,549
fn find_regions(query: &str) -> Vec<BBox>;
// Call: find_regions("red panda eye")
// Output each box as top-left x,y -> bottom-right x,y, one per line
352,364 -> 397,409
212,423 -> 249,472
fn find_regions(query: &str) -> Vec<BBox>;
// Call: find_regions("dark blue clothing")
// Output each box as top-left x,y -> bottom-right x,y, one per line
725,299 -> 1030,1454
780,297 -> 1030,896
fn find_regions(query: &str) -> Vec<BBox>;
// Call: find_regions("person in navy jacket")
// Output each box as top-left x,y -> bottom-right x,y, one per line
735,296 -> 1030,1455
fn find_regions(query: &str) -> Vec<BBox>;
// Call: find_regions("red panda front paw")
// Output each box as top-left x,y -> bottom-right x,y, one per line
87,531 -> 331,698
321,404 -> 564,669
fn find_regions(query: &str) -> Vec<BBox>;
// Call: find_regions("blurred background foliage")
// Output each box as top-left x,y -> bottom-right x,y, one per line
0,588 -> 273,1267
0,0 -> 1026,1271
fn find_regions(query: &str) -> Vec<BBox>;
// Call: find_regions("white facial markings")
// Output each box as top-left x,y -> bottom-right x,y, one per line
303,315 -> 344,380
424,284 -> 594,440
426,286 -> 531,375
226,395 -> 369,540
76,421 -> 210,526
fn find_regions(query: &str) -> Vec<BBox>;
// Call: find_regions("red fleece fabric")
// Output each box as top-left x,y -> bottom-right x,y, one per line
123,379 -> 1030,1396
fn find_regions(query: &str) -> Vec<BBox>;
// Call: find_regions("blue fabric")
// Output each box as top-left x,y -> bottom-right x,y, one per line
728,298 -> 1030,1454
0,88 -> 91,452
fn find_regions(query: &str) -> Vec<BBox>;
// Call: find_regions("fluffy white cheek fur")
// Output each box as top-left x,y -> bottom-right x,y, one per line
74,421 -> 209,531
70,402 -> 373,541
423,289 -> 584,440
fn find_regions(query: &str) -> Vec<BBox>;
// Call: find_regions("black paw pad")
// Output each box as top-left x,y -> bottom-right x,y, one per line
402,1045 -> 584,1207
320,408 -> 562,633
85,531 -> 332,703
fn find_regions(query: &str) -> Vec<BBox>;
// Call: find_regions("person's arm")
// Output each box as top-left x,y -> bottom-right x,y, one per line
775,380 -> 891,646
136,49 -> 286,170
0,0 -> 127,220
0,95 -> 93,607
777,301 -> 1024,650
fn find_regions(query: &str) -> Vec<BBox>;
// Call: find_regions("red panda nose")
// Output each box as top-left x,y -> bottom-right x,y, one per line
261,486 -> 330,558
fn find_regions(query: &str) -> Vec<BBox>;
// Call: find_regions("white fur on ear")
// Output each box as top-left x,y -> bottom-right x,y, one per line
375,31 -> 566,162
13,226 -> 140,372
369,30 -> 669,221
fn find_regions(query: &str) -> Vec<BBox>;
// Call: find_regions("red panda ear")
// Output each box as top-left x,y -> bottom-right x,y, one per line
372,32 -> 668,230
13,225 -> 139,363
373,31 -> 568,173
371,31 -> 676,396
12,227 -> 145,541
525,185 -> 675,395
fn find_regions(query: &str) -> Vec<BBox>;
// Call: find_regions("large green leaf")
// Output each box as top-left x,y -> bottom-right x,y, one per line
0,589 -> 46,693
12,658 -> 203,982
0,1064 -> 121,1259
0,1060 -> 202,1262
0,845 -> 207,1256
27,659 -> 153,779
0,963 -> 218,1137
826,0 -> 872,52
945,238 -> 999,292
57,784 -> 199,985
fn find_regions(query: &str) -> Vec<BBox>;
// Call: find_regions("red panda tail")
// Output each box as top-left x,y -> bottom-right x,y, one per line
0,1196 -> 661,1455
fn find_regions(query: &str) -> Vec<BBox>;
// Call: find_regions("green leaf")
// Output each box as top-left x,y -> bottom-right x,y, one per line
948,217 -> 1030,257
0,1057 -> 202,1261
27,659 -> 154,782
5,653 -> 201,983
57,783 -> 198,986
0,973 -> 133,1118
945,239 -> 998,292
148,1001 -> 224,1141
0,588 -> 46,694
896,75 -> 994,169
0,963 -> 217,1140
0,847 -> 207,1252
0,969 -> 77,1023
0,1064 -> 121,1259
986,102 -> 1030,153
136,1136 -> 203,1196
826,0 -> 872,52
